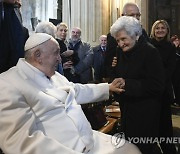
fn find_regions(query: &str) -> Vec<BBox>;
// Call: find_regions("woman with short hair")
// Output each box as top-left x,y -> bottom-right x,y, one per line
111,16 -> 165,154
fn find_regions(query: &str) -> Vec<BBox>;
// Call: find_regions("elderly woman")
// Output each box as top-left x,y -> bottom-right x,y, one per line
150,20 -> 177,154
110,16 -> 165,154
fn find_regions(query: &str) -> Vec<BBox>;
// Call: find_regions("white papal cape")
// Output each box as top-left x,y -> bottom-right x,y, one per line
0,58 -> 140,154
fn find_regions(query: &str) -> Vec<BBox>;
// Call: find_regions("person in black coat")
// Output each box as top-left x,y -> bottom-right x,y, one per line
0,0 -> 29,73
150,20 -> 177,154
92,35 -> 107,83
103,33 -> 118,80
110,16 -> 165,154
171,35 -> 180,107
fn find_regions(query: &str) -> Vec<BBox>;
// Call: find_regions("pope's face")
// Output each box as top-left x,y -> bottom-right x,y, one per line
115,30 -> 136,52
40,39 -> 61,76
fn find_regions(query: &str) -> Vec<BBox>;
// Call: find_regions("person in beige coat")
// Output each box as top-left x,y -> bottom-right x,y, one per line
0,33 -> 141,154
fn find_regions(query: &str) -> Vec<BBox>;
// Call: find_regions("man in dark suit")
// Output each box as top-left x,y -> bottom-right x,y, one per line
92,35 -> 107,83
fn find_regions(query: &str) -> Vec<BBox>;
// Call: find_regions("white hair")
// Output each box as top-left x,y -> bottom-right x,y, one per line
110,16 -> 142,38
35,21 -> 57,38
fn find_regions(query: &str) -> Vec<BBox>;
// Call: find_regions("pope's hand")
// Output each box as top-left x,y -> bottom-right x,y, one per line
109,78 -> 125,94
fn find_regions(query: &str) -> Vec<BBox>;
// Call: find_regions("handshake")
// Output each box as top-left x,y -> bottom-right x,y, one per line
109,78 -> 125,94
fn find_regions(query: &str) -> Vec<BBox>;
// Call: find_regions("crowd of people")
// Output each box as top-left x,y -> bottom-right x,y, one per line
0,0 -> 180,154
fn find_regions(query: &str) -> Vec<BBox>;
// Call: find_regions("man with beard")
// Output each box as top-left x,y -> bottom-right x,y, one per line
63,27 -> 93,84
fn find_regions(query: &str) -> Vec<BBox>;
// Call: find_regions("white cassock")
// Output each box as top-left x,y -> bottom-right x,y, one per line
0,58 -> 141,154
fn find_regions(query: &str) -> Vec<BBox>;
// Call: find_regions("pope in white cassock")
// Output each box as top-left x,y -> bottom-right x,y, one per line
0,33 -> 141,154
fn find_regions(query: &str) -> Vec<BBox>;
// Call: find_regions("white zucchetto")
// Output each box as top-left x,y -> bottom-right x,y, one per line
24,33 -> 52,51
